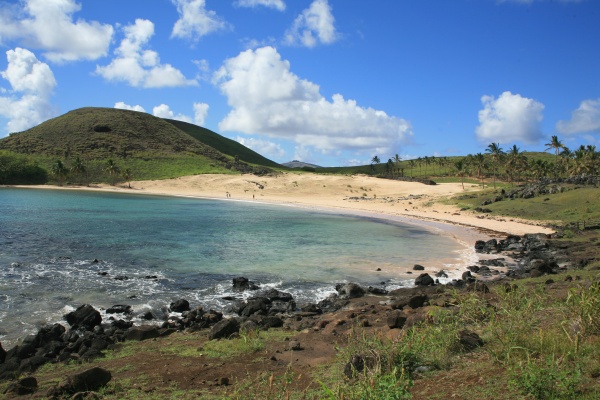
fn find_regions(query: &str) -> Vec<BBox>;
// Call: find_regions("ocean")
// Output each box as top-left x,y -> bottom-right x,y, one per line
0,187 -> 475,347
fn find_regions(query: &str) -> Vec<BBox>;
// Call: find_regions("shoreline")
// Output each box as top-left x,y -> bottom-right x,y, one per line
7,173 -> 554,267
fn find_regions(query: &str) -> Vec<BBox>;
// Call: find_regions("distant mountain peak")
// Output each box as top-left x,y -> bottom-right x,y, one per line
282,160 -> 322,169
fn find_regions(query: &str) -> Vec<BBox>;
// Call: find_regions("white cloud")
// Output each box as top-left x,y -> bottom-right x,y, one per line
114,102 -> 146,112
214,46 -> 412,155
556,98 -> 600,135
193,102 -> 209,126
235,0 -> 286,11
0,48 -> 57,135
0,0 -> 113,63
114,101 -> 208,126
475,91 -> 544,144
284,0 -> 338,48
171,0 -> 230,41
96,19 -> 197,88
237,136 -> 286,159
152,104 -> 192,123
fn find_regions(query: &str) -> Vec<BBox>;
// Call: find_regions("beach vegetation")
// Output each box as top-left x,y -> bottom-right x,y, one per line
0,150 -> 48,184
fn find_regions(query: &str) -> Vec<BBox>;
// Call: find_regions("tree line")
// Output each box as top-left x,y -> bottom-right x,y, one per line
50,157 -> 134,187
370,135 -> 600,187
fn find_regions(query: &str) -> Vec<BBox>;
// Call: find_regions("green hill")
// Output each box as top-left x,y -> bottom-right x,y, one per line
0,107 -> 277,182
164,119 -> 282,169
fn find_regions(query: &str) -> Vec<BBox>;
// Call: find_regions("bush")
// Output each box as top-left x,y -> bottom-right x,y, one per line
0,150 -> 48,184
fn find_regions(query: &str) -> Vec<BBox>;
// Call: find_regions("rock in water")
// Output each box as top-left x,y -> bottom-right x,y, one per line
169,299 -> 190,312
414,273 -> 434,286
65,305 -> 102,331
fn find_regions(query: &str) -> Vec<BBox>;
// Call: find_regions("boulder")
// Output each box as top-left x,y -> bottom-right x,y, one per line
239,298 -> 270,318
51,367 -> 112,395
414,273 -> 434,286
256,288 -> 293,302
386,310 -> 408,329
3,376 -> 37,396
456,330 -> 483,352
413,264 -> 425,271
232,277 -> 259,291
106,305 -> 132,314
435,270 -> 448,278
408,294 -> 428,309
65,305 -> 102,331
208,318 -> 241,340
336,283 -> 365,299
124,326 -> 161,341
169,299 -> 190,313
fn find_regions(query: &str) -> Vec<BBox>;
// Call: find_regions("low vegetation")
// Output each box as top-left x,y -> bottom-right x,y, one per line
0,107 -> 280,185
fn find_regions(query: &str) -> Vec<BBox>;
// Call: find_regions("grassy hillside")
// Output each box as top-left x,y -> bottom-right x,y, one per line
0,107 -> 277,182
0,108 -> 224,160
164,119 -> 282,169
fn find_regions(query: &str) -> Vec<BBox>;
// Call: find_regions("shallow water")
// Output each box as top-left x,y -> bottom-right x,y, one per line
0,188 -> 474,347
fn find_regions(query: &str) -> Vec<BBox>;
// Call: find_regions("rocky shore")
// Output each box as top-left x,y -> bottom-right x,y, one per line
0,232 -> 575,397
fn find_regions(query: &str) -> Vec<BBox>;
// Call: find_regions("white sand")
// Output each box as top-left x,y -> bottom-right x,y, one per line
19,172 -> 554,238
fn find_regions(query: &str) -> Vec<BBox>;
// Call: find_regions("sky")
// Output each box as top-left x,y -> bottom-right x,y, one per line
0,0 -> 599,167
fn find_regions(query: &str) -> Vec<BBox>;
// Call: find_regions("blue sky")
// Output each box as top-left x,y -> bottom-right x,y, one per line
0,0 -> 599,167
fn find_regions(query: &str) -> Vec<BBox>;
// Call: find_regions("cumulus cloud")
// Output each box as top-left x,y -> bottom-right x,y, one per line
237,136 -> 286,159
96,19 -> 197,88
556,98 -> 600,135
284,0 -> 337,47
171,0 -> 230,41
114,102 -> 208,126
476,91 -> 544,144
0,48 -> 57,135
235,0 -> 286,11
152,104 -> 193,123
192,102 -> 209,126
0,0 -> 113,63
214,46 -> 412,155
114,102 -> 146,112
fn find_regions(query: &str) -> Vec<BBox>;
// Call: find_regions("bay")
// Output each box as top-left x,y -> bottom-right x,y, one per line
0,187 -> 473,346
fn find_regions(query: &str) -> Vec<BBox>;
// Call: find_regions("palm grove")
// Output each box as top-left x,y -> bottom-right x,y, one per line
370,136 -> 600,188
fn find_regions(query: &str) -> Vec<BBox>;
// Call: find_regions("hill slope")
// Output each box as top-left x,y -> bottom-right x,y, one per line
0,107 -> 226,160
0,107 -> 277,181
164,119 -> 282,169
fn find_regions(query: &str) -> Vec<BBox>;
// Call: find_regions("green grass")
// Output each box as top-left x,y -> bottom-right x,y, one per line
0,107 -> 277,183
447,185 -> 600,225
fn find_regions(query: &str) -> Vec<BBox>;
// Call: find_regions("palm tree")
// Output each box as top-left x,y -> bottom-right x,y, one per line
51,160 -> 68,186
559,147 -> 572,177
104,159 -> 120,185
471,153 -> 488,188
122,168 -> 133,188
393,154 -> 402,178
485,143 -> 504,189
454,159 -> 467,190
505,145 -> 527,184
370,155 -> 381,174
545,135 -> 565,178
70,156 -> 87,186
408,160 -> 415,177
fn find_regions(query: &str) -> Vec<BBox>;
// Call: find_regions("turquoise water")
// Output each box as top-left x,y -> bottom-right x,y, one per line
0,188 -> 470,346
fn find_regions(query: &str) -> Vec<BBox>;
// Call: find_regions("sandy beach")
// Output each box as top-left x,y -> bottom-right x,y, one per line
20,172 -> 554,239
